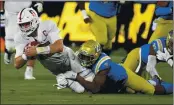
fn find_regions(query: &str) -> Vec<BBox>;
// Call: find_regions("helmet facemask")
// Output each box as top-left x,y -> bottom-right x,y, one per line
166,30 -> 173,55
19,18 -> 39,37
77,51 -> 98,67
77,40 -> 102,67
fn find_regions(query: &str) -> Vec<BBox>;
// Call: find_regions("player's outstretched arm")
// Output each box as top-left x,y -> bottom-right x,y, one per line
14,56 -> 27,69
49,39 -> 63,54
64,69 -> 109,93
14,43 -> 28,69
146,45 -> 160,78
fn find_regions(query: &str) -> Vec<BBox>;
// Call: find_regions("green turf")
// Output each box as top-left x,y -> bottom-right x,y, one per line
1,48 -> 173,104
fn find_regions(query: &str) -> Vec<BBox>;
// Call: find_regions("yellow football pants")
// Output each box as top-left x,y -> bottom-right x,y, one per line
122,48 -> 150,80
123,65 -> 155,95
148,18 -> 173,43
123,48 -> 140,72
88,10 -> 117,49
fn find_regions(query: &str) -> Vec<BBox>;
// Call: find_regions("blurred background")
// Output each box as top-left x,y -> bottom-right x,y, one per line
0,1 -> 157,52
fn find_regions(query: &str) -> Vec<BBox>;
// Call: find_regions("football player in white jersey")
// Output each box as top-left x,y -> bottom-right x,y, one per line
14,8 -> 94,93
3,1 -> 43,80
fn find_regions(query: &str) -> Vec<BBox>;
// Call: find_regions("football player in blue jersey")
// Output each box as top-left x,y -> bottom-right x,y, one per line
149,1 -> 173,43
61,40 -> 173,95
78,1 -> 120,55
123,30 -> 173,80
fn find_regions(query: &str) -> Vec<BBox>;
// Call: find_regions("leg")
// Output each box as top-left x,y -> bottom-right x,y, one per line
124,66 -> 155,95
148,19 -> 173,43
4,39 -> 15,64
123,48 -> 140,72
25,59 -> 36,80
4,12 -> 18,64
103,16 -> 117,50
65,46 -> 84,73
88,10 -> 108,46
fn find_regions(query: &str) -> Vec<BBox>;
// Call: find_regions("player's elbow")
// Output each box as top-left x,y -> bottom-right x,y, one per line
14,62 -> 21,69
14,59 -> 23,69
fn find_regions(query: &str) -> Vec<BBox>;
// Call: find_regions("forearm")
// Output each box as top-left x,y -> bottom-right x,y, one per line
14,56 -> 27,69
146,55 -> 159,77
76,74 -> 100,93
36,40 -> 63,54
49,44 -> 63,54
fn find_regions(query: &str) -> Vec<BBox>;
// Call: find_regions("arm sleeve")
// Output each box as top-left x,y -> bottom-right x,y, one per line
48,22 -> 62,44
151,39 -> 164,53
14,42 -> 26,58
155,6 -> 172,16
95,57 -> 111,74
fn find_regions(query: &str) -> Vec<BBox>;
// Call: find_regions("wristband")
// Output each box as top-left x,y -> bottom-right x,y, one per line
22,54 -> 27,60
36,46 -> 50,54
81,10 -> 89,19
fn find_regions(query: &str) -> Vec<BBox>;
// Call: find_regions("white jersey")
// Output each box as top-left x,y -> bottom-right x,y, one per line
15,20 -> 84,75
4,1 -> 32,14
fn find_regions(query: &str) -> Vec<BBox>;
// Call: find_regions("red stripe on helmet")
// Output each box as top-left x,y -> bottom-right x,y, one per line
19,8 -> 26,22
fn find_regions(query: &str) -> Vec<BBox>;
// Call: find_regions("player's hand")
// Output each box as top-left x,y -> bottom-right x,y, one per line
64,71 -> 77,80
156,50 -> 166,61
25,46 -> 37,57
157,48 -> 173,61
34,2 -> 43,13
84,17 -> 92,24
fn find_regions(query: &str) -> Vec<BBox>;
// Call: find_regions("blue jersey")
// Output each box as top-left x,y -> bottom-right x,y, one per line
141,37 -> 166,63
89,1 -> 118,18
92,53 -> 128,83
155,1 -> 173,20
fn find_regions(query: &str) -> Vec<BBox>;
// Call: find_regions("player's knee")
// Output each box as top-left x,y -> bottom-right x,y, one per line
14,63 -> 21,69
97,39 -> 107,45
143,86 -> 155,95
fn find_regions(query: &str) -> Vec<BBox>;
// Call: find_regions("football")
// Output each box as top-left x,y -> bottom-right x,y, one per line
24,41 -> 40,52
23,41 -> 40,60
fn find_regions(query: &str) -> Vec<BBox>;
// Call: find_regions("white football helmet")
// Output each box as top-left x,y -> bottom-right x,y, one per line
17,8 -> 39,36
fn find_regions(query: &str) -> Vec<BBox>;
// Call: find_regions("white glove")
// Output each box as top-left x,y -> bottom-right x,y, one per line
157,48 -> 173,61
64,71 -> 77,80
146,55 -> 159,77
34,3 -> 43,13
55,74 -> 68,89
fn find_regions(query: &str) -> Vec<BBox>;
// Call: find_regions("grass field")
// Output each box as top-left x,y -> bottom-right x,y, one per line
1,48 -> 173,104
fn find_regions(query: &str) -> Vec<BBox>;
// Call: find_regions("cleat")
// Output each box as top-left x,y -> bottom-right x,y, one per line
4,52 -> 12,64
